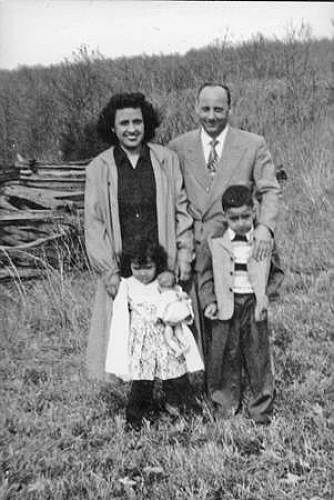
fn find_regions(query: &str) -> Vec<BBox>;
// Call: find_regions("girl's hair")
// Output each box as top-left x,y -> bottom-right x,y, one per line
123,236 -> 167,275
97,92 -> 161,145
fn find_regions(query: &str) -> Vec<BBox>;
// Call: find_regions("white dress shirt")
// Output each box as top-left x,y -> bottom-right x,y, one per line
201,125 -> 229,165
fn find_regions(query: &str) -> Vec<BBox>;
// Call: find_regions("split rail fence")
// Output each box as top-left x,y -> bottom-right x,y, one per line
0,158 -> 90,281
0,157 -> 288,282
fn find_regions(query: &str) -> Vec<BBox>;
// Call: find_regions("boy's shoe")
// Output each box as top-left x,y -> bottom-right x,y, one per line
251,414 -> 272,426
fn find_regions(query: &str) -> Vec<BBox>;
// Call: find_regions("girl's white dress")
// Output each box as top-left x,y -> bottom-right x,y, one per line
105,277 -> 204,381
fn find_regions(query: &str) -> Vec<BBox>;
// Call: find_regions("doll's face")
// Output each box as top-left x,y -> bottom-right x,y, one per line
130,259 -> 157,285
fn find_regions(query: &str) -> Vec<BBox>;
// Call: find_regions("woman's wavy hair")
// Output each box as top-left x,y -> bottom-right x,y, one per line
97,92 -> 161,145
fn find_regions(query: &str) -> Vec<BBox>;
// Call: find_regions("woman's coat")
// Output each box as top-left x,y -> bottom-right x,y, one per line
84,143 -> 193,380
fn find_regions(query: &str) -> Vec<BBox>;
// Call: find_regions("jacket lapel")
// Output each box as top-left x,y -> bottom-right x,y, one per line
210,230 -> 233,258
184,130 -> 211,191
217,230 -> 233,255
204,127 -> 246,215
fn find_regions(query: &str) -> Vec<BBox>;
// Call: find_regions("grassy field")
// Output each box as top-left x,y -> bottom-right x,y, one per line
1,30 -> 334,500
1,118 -> 333,499
0,267 -> 333,499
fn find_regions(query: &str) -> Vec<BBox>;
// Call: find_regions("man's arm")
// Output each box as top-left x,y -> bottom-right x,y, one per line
253,136 -> 281,233
253,137 -> 281,260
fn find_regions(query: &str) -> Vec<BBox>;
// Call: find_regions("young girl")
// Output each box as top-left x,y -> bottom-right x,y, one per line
105,237 -> 204,429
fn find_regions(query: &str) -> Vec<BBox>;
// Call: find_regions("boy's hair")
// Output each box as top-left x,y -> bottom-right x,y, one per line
124,236 -> 167,274
221,185 -> 254,211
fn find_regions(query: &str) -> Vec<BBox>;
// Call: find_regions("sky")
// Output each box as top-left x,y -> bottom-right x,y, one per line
0,0 -> 333,70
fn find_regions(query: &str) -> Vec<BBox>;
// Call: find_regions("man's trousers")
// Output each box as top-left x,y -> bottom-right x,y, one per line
207,293 -> 275,423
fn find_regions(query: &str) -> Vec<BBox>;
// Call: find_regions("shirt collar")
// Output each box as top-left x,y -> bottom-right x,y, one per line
114,143 -> 148,168
228,227 -> 253,242
201,125 -> 229,147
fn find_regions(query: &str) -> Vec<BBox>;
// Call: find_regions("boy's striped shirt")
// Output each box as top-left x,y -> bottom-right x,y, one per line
227,228 -> 253,294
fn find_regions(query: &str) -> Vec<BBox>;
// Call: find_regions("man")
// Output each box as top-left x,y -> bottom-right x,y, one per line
168,82 -> 281,365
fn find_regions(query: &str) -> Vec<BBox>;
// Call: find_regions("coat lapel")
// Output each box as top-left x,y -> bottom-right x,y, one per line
103,147 -> 122,256
149,145 -> 166,248
148,144 -> 177,270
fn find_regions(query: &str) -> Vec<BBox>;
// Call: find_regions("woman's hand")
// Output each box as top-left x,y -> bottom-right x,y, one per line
176,261 -> 192,283
102,270 -> 120,299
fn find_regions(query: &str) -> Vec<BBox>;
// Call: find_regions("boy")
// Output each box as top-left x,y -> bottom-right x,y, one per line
197,185 -> 283,424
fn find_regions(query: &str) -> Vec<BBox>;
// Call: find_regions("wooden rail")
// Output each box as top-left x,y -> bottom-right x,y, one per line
0,158 -> 89,280
0,157 -> 287,282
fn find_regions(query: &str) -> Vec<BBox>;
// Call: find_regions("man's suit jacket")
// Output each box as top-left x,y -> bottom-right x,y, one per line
169,126 -> 281,253
196,230 -> 284,320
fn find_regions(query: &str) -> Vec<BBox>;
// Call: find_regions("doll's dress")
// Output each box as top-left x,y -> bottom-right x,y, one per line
127,278 -> 188,380
155,287 -> 196,356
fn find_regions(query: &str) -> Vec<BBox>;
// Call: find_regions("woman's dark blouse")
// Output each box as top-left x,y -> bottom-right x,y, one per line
114,144 -> 159,275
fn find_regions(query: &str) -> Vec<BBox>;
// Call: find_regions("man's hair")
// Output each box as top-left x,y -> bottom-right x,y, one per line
197,82 -> 231,107
221,185 -> 254,211
97,92 -> 161,145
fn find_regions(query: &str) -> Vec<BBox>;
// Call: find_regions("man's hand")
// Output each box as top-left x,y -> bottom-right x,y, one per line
101,270 -> 120,299
252,224 -> 273,261
254,294 -> 269,321
204,302 -> 218,320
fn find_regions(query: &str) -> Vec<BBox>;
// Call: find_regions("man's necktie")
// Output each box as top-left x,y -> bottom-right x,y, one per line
207,139 -> 219,174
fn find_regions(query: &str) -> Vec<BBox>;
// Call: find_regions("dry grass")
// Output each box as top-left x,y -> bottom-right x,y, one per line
0,29 -> 334,500
0,266 -> 333,499
1,123 -> 333,499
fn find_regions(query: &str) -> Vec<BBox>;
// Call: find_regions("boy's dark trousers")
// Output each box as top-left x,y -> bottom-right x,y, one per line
207,293 -> 274,423
126,375 -> 191,427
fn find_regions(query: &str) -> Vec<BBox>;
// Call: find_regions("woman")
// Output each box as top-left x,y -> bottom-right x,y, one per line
84,92 -> 193,381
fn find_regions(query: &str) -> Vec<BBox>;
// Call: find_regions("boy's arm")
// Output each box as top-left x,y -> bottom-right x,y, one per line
196,239 -> 217,310
266,242 -> 284,300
